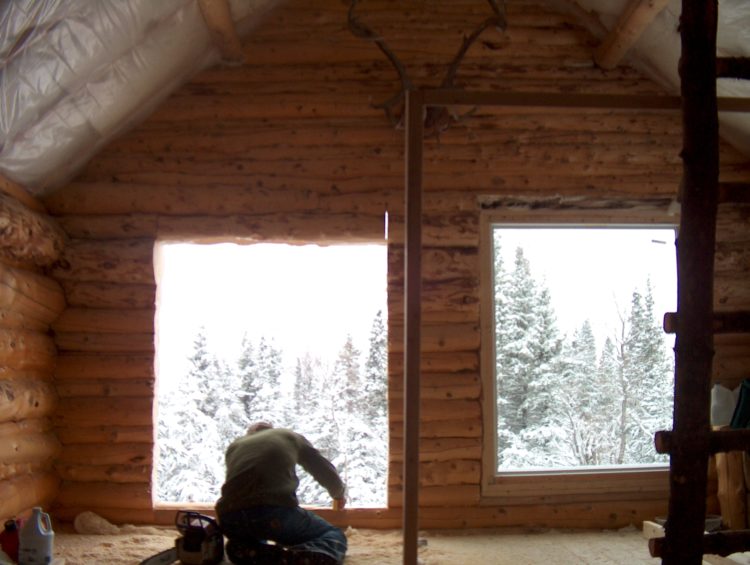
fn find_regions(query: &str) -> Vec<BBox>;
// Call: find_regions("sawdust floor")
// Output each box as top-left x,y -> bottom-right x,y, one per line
54,524 -> 663,564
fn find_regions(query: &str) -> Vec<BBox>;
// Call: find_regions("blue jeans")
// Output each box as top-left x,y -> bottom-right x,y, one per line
219,506 -> 347,564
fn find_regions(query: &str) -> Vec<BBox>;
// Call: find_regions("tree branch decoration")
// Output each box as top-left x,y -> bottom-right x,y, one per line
348,0 -> 507,137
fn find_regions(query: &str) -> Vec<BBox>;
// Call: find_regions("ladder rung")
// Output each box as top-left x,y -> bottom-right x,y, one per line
663,311 -> 750,334
650,529 -> 750,558
719,182 -> 750,203
655,429 -> 750,455
717,57 -> 750,81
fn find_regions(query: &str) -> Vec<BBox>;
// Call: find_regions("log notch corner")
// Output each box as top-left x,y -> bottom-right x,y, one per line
0,184 -> 66,523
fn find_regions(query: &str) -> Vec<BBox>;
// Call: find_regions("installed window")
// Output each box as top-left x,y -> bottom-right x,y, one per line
483,223 -> 676,486
153,242 -> 388,508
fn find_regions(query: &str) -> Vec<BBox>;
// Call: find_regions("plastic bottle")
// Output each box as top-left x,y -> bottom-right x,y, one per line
18,508 -> 54,565
0,519 -> 19,562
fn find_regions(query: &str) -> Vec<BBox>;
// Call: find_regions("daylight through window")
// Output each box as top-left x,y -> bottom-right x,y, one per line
154,242 -> 389,508
490,226 -> 676,473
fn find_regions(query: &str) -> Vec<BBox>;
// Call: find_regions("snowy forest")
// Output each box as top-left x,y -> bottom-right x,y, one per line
156,310 -> 388,507
493,231 -> 674,471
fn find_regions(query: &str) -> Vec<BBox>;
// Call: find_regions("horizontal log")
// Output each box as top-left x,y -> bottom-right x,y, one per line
0,193 -> 66,268
718,183 -> 750,204
57,443 -> 152,466
0,378 -> 57,423
55,464 -> 151,484
0,471 -> 59,523
0,174 -> 46,214
55,397 -> 153,427
0,462 -> 44,481
388,484 -> 480,507
715,241 -> 750,274
388,212 -> 479,247
390,418 -> 481,438
55,332 -> 155,353
388,323 -> 480,353
716,274 -> 750,310
62,281 -> 156,309
388,399 -> 481,423
0,329 -> 56,372
389,438 -> 482,462
55,481 -> 152,511
656,429 -> 750,455
389,285 -> 480,324
53,308 -> 154,334
388,459 -> 481,486
389,372 -> 481,400
716,58 -> 750,80
56,425 -> 153,445
0,431 -> 60,465
0,417 -> 51,437
389,247 -> 478,284
389,351 -> 479,374
50,239 -> 155,284
0,263 -> 65,324
55,378 -> 154,398
716,205 -> 750,243
56,353 -> 154,380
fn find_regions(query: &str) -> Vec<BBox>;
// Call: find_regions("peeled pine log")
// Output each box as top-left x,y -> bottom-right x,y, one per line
388,351 -> 478,374
57,425 -> 153,445
53,308 -> 154,334
388,278 -> 479,323
716,276 -> 750,310
57,443 -> 152,466
389,372 -> 481,400
388,484 -> 480,507
0,329 -> 56,372
388,323 -> 480,353
388,247 -> 478,283
56,353 -> 154,380
716,205 -> 750,243
389,438 -> 482,463
55,332 -> 155,353
0,462 -> 42,481
55,481 -> 152,510
0,431 -> 60,465
0,379 -> 57,422
0,193 -> 65,268
55,397 -> 153,427
50,239 -> 155,284
388,212 -> 479,247
62,281 -> 156,309
388,399 -> 480,423
390,418 -> 481,439
56,464 -> 151,484
388,459 -> 481,486
56,378 -> 154,398
0,471 -> 59,522
715,241 -> 750,274
0,418 -> 51,437
0,264 -> 65,326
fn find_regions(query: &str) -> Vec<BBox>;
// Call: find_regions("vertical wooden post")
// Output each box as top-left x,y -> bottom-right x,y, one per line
663,1 -> 719,563
403,89 -> 423,565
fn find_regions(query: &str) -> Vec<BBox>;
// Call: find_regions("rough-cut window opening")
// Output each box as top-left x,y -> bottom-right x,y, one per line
480,218 -> 677,499
153,241 -> 389,509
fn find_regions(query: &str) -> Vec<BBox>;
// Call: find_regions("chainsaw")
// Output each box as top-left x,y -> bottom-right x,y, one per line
139,511 -> 224,565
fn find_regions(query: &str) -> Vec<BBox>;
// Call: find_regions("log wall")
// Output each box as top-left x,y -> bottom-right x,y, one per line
41,0 -> 750,527
0,189 -> 66,524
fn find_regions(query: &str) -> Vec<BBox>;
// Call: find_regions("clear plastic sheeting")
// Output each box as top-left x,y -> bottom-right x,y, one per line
0,0 -> 259,195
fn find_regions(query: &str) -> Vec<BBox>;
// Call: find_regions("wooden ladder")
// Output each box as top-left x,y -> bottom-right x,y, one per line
647,1 -> 750,563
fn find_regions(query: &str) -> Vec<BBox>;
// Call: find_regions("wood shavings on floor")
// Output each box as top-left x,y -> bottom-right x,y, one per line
53,517 -> 665,565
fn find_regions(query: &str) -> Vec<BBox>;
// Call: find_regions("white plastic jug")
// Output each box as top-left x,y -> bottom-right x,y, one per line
18,507 -> 54,565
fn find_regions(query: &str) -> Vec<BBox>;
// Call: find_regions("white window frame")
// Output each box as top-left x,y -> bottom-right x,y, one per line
479,207 -> 677,504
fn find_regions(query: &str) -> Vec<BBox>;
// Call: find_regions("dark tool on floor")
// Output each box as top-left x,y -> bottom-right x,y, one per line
139,510 -> 224,565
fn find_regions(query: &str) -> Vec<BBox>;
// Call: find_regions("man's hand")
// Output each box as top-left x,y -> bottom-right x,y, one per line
332,497 -> 346,510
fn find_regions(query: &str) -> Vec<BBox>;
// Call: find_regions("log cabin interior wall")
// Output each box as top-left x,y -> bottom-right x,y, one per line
2,0 -> 744,528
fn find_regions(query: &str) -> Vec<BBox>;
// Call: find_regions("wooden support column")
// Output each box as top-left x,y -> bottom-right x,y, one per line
403,89 -> 423,565
661,0 -> 719,563
594,0 -> 671,70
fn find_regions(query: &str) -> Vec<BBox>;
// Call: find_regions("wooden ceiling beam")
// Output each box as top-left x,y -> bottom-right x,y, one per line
593,0 -> 671,70
197,0 -> 245,65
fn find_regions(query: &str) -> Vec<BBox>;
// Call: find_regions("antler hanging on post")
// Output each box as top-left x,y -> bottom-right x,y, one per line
348,0 -> 507,137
